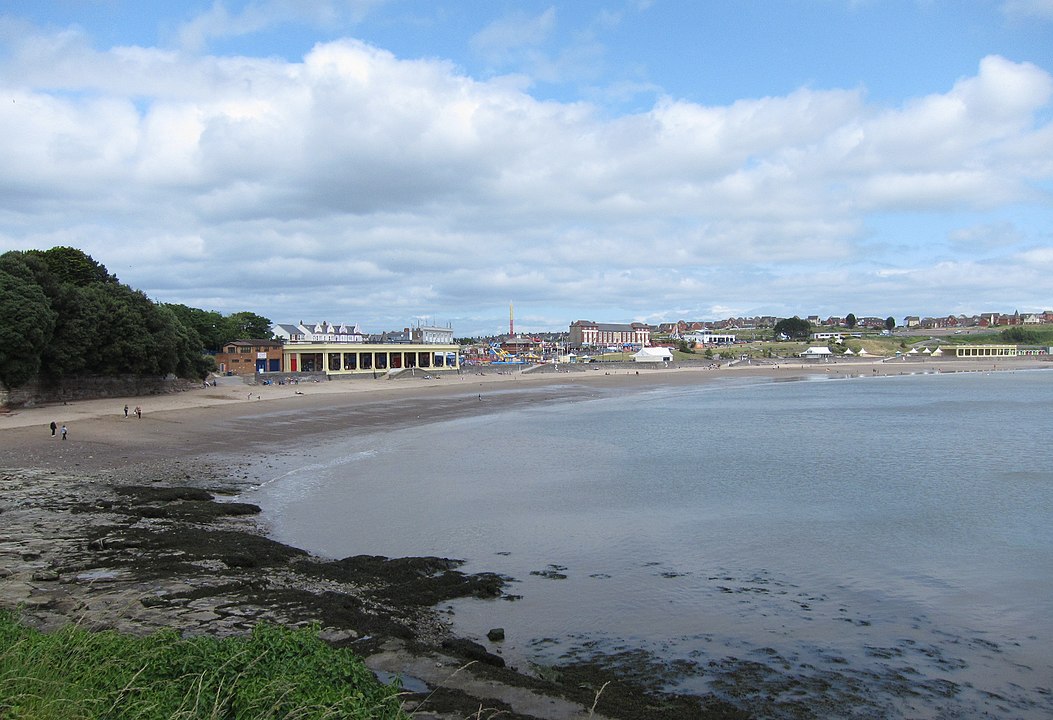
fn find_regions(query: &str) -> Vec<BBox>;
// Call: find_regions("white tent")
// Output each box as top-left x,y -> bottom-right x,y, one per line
633,347 -> 673,363
843,348 -> 855,356
857,347 -> 869,356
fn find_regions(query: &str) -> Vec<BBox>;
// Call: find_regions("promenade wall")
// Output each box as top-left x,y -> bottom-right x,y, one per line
1,375 -> 195,410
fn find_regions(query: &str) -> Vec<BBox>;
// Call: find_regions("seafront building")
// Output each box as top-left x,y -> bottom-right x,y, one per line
682,331 -> 737,345
270,321 -> 459,376
214,340 -> 284,376
272,321 -> 364,344
216,330 -> 460,377
280,342 -> 459,375
569,320 -> 652,348
934,344 -> 1018,358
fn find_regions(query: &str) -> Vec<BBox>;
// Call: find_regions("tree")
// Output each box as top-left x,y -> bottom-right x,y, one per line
224,311 -> 273,341
845,313 -> 857,329
26,246 -> 116,287
152,303 -> 205,378
773,316 -> 812,340
164,304 -> 223,353
0,247 -> 215,385
677,339 -> 691,353
885,317 -> 896,332
0,265 -> 56,388
39,284 -> 102,379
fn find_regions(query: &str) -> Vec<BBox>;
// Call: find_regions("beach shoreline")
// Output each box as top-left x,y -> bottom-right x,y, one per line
4,355 -> 1042,432
1,357 -> 1049,719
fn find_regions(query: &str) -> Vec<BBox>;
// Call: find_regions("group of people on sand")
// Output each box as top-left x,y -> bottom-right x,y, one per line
50,403 -> 143,440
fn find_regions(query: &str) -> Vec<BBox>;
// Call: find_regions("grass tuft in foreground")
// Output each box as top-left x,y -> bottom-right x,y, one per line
0,610 -> 407,719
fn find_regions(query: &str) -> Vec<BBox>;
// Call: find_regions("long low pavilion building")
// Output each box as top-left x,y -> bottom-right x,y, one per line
282,342 -> 460,375
935,344 -> 1018,358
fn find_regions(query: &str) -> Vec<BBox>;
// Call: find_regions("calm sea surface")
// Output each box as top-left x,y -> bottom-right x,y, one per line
245,369 -> 1053,718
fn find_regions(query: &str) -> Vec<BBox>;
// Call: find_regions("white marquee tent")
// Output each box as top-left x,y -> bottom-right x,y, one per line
632,347 -> 674,363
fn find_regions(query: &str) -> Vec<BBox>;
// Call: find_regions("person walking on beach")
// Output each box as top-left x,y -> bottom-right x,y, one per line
61,425 -> 67,440
134,406 -> 142,419
50,421 -> 57,437
124,404 -> 129,417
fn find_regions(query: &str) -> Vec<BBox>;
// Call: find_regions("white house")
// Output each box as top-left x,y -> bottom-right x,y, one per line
800,346 -> 834,360
272,321 -> 364,344
683,332 -> 736,345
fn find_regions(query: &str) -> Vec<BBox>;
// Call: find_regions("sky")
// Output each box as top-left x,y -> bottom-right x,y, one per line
1,1 -> 1052,336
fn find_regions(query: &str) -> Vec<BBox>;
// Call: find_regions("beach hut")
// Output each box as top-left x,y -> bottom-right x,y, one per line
632,347 -> 673,363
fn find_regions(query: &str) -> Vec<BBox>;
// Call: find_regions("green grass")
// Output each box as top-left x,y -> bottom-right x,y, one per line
0,610 -> 407,720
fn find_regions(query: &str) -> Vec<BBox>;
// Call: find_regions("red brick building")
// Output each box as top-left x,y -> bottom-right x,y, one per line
214,339 -> 284,376
569,320 -> 652,348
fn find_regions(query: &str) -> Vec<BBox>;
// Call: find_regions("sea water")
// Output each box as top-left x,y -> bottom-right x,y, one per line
245,369 -> 1053,719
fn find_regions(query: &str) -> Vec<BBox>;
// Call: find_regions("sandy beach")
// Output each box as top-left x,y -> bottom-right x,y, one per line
4,356 -> 1038,435
1,356 -> 1049,720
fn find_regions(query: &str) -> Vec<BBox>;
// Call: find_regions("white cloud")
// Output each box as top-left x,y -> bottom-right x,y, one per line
469,7 -> 608,87
175,0 -> 389,52
1002,0 -> 1053,20
470,7 -> 557,61
947,222 -> 1025,251
0,23 -> 1051,331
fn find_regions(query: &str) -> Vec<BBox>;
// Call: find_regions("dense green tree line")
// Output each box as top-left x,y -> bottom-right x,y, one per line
0,247 -> 272,389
